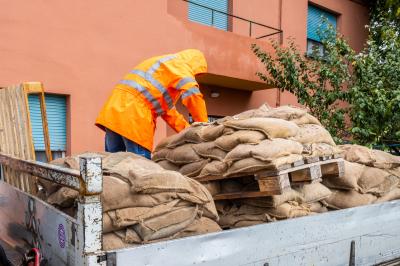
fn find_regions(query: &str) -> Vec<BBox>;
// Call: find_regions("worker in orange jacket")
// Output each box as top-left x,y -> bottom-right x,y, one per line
96,49 -> 208,159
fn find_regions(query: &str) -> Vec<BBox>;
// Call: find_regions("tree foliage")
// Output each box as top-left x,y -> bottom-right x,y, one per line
251,25 -> 354,143
252,2 -> 400,146
349,0 -> 400,145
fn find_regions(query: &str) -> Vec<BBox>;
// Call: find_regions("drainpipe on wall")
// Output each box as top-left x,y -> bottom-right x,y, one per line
276,0 -> 283,107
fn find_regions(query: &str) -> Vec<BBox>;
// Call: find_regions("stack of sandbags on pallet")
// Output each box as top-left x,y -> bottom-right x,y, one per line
153,104 -> 341,181
217,182 -> 332,229
41,152 -> 221,250
322,144 -> 400,209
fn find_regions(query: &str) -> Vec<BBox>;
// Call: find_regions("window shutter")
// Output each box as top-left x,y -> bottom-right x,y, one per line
28,94 -> 67,151
307,5 -> 337,42
188,0 -> 229,31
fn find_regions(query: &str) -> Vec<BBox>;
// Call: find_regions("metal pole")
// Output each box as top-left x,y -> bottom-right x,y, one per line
211,9 -> 214,26
249,21 -> 252,37
75,156 -> 105,266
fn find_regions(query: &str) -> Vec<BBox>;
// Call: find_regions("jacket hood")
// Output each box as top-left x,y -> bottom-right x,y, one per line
176,49 -> 208,75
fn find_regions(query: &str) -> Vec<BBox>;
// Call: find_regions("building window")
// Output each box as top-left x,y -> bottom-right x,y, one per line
189,114 -> 224,124
28,94 -> 67,162
188,0 -> 229,31
307,5 -> 337,56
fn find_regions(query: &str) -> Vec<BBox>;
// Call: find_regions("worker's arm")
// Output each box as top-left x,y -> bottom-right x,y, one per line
161,107 -> 190,133
174,77 -> 208,122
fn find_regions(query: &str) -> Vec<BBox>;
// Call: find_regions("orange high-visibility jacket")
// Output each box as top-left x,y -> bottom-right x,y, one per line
96,49 -> 208,151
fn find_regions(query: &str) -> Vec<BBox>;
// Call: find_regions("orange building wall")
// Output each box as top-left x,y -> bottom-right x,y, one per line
0,0 -> 368,154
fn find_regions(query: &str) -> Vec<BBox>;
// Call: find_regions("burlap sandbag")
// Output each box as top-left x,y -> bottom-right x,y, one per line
224,154 -> 303,177
133,205 -> 198,242
232,104 -> 271,120
339,144 -> 374,165
372,150 -> 400,169
388,167 -> 400,178
340,145 -> 400,169
223,117 -> 299,139
362,175 -> 398,196
152,148 -> 172,162
292,124 -> 335,146
47,187 -> 79,208
166,125 -> 205,148
242,189 -> 304,208
128,170 -> 218,220
179,159 -> 209,177
102,152 -> 142,170
251,139 -> 304,162
201,181 -> 221,196
103,231 -> 134,251
192,142 -> 227,160
214,130 -> 266,151
224,139 -> 303,163
306,202 -> 328,213
102,176 -> 179,212
323,189 -> 377,209
157,160 -> 180,171
104,156 -> 164,183
290,113 -> 321,126
200,124 -> 226,141
322,161 -> 364,190
264,202 -> 311,219
218,204 -> 274,229
302,143 -> 343,157
166,144 -> 202,164
198,161 -> 228,177
375,188 -> 400,203
154,134 -> 175,152
174,217 -> 222,238
263,105 -> 307,120
293,183 -> 331,203
106,199 -> 183,230
358,166 -> 392,193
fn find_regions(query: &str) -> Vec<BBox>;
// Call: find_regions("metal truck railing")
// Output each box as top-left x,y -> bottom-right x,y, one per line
0,153 -> 104,265
183,0 -> 283,39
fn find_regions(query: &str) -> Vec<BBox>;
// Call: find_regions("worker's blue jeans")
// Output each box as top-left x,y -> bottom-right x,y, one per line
105,128 -> 151,159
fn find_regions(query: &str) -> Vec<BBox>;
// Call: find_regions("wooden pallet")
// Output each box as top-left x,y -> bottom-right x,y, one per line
199,155 -> 344,201
0,82 -> 52,194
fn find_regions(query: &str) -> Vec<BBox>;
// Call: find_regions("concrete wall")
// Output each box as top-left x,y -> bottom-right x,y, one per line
0,0 -> 369,154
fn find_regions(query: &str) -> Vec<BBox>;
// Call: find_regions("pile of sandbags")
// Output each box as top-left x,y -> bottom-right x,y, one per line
322,144 -> 400,209
217,181 -> 331,229
153,104 -> 342,181
40,152 -> 221,250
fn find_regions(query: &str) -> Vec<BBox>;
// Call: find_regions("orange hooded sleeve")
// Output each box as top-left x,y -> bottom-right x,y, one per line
161,107 -> 189,133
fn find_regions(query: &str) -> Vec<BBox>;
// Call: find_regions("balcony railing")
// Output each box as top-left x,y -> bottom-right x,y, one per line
183,0 -> 282,39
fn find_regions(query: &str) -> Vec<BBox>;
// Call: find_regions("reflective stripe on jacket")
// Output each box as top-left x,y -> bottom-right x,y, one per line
96,49 -> 208,151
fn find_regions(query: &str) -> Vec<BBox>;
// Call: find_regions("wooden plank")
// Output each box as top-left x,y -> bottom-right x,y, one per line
290,164 -> 322,182
305,156 -> 320,164
3,88 -> 17,187
256,158 -> 343,178
14,86 -> 32,192
213,189 -> 290,200
15,86 -> 29,191
321,160 -> 345,178
196,174 -> 254,182
8,86 -> 23,191
257,173 -> 290,193
38,88 -> 53,162
21,84 -> 38,194
291,178 -> 323,187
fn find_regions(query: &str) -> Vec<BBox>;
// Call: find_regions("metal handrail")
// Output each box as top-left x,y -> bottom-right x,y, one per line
183,0 -> 282,39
